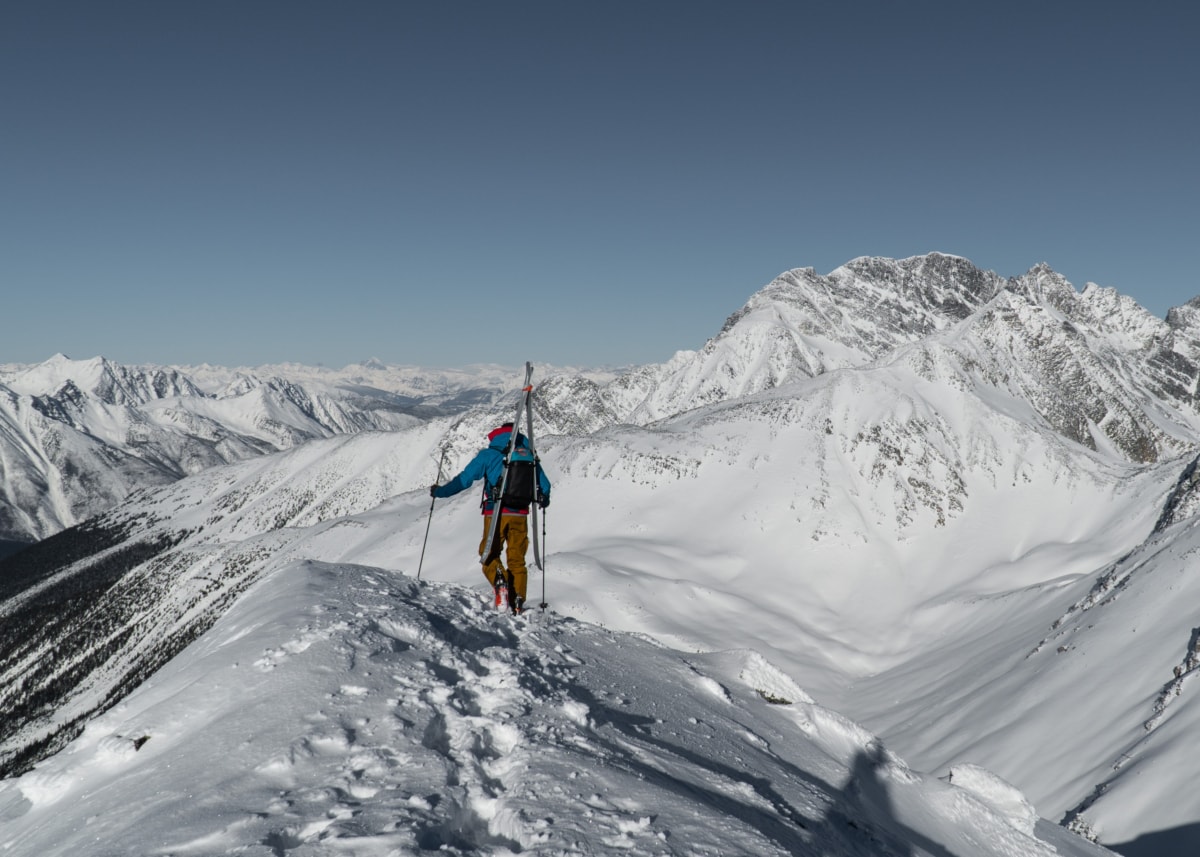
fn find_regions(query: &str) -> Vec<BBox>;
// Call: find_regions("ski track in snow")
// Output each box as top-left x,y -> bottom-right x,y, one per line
0,560 -> 1107,857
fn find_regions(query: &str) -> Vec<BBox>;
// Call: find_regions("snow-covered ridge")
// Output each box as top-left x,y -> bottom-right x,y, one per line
0,561 -> 1114,856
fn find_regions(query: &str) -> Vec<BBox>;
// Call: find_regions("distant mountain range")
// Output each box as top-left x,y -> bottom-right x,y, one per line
4,253 -> 1200,851
0,355 -> 618,545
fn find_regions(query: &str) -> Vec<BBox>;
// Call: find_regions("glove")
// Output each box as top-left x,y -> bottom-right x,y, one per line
538,494 -> 550,509
430,484 -> 439,498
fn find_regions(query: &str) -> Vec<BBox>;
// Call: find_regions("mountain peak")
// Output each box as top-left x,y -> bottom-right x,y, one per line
7,354 -> 111,398
1024,261 -> 1058,277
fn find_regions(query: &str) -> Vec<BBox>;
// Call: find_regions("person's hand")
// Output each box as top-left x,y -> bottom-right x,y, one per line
538,495 -> 550,509
430,484 -> 439,497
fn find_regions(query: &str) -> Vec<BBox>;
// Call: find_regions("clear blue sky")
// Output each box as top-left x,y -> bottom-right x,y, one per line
3,1 -> 1196,369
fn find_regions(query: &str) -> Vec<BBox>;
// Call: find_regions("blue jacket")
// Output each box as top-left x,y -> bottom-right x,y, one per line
433,430 -> 551,515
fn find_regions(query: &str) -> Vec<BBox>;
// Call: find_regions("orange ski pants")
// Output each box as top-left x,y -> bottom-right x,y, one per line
479,514 -> 529,601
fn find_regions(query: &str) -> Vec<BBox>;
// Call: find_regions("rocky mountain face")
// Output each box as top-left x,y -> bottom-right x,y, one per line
539,254 -> 1200,464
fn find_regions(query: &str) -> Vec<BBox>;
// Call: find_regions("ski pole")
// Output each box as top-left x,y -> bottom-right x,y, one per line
538,507 -> 548,611
417,449 -> 447,580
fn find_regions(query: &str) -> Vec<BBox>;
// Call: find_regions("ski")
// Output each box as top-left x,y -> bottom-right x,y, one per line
524,368 -> 543,571
481,362 -> 543,570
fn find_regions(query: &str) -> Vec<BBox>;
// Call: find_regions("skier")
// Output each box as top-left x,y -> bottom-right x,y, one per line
430,422 -> 550,613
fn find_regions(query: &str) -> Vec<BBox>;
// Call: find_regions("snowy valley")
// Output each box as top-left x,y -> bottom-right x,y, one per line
4,253 -> 1200,854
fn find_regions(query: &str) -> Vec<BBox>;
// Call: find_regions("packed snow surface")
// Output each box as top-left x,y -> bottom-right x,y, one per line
0,561 -> 1112,856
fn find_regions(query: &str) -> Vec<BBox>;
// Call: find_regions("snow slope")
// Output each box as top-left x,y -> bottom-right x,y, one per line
0,399 -> 1165,854
0,560 -> 1113,856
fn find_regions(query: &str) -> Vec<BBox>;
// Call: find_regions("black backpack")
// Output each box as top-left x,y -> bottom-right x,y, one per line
491,445 -> 539,511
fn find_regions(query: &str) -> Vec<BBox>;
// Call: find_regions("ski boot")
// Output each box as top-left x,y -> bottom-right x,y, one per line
493,569 -> 510,611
